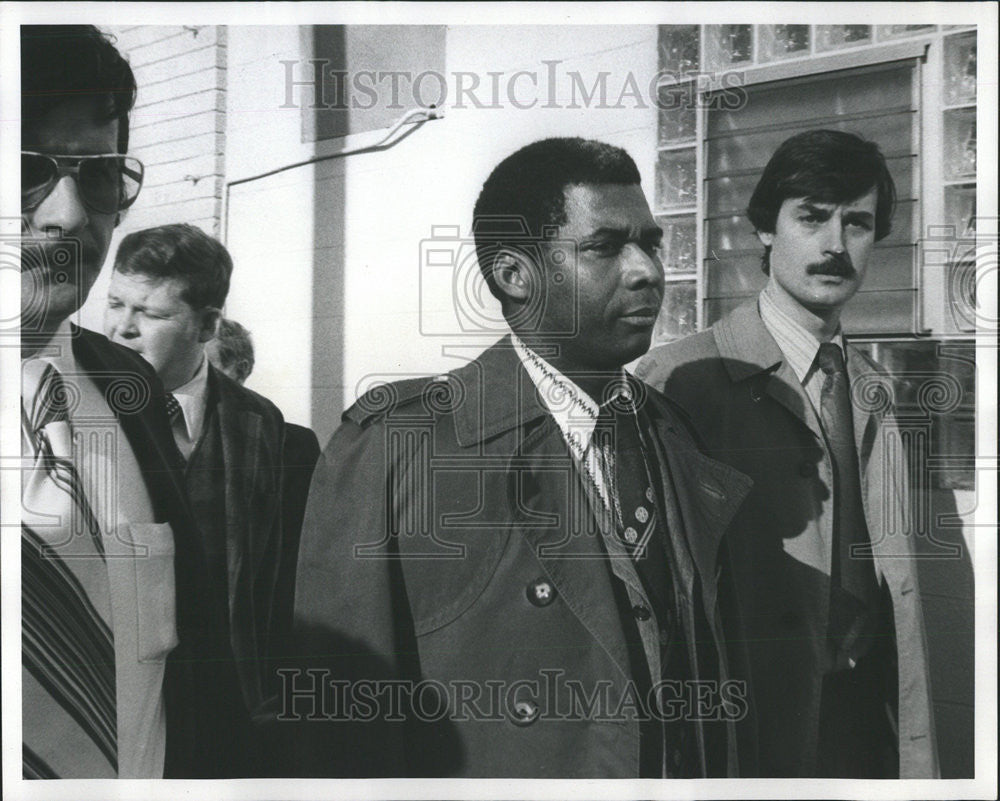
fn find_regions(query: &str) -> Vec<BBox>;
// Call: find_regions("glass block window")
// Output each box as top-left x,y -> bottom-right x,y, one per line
944,109 -> 977,180
655,148 -> 697,210
705,25 -> 753,69
877,24 -> 937,41
657,84 -> 697,144
758,24 -> 810,61
815,25 -> 872,51
653,27 -> 701,345
944,31 -> 977,105
702,60 -> 919,333
853,341 -> 975,490
657,24 -> 699,74
652,282 -> 697,342
941,30 -> 978,333
654,215 -> 698,274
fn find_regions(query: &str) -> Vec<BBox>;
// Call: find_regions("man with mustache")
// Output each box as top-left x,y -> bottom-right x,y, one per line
20,25 -> 216,777
637,129 -> 938,778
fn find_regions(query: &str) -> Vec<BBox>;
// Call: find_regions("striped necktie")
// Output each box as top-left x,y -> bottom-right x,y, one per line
21,361 -> 117,778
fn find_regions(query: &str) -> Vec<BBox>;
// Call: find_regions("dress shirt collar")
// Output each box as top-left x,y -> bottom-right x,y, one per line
511,334 -> 630,460
758,285 -> 846,384
170,354 -> 210,444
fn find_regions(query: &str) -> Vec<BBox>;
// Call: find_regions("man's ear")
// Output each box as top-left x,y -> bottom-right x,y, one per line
491,248 -> 534,304
756,229 -> 774,248
198,307 -> 222,343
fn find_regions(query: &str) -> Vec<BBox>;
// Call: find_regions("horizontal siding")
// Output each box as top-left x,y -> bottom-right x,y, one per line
132,90 -> 227,130
134,44 -> 226,90
107,25 -> 227,239
137,66 -> 226,108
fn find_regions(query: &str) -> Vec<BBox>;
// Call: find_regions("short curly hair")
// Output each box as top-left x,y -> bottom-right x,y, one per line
473,137 -> 641,297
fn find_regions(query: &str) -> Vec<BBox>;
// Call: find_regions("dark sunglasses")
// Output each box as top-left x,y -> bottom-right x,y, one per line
22,151 -> 144,215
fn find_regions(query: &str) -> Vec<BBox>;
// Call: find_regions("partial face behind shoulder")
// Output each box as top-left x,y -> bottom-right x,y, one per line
759,188 -> 878,315
21,97 -> 120,330
534,183 -> 665,372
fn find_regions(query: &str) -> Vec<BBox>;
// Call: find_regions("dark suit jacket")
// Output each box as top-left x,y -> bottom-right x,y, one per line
201,365 -> 287,712
292,337 -> 752,777
637,301 -> 938,778
273,422 -> 321,654
70,326 -> 213,777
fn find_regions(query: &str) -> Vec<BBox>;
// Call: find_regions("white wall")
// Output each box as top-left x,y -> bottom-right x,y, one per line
223,24 -> 659,442
341,26 -> 658,418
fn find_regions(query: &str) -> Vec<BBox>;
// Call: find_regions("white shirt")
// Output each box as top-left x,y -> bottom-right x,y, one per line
511,334 -> 627,510
21,322 -> 176,778
169,354 -> 210,459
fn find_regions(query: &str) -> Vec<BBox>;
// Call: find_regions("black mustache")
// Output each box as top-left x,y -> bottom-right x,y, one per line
806,253 -> 855,278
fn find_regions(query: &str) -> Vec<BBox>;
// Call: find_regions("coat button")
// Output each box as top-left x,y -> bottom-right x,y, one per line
632,604 -> 651,621
510,699 -> 540,726
798,461 -> 817,478
527,578 -> 556,607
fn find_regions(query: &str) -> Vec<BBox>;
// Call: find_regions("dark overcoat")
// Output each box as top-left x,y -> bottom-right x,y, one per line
636,301 -> 939,778
291,338 -> 753,777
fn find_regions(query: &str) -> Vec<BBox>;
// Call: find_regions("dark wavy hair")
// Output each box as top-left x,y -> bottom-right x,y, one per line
747,129 -> 896,274
22,25 -> 137,154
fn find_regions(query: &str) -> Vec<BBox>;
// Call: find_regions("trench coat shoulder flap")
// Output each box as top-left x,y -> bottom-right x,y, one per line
323,343 -> 577,641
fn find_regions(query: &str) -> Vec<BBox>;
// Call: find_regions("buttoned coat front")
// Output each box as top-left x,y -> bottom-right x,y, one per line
636,300 -> 938,778
291,338 -> 753,777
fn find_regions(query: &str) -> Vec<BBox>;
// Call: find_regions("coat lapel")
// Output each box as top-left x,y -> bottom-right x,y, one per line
72,327 -> 210,776
645,397 -> 752,601
453,340 -> 634,680
71,326 -> 189,524
714,300 -> 822,441
514,418 -> 635,680
212,366 -> 273,600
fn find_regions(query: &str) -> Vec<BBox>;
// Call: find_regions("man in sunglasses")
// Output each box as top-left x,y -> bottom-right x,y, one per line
20,25 -> 215,778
